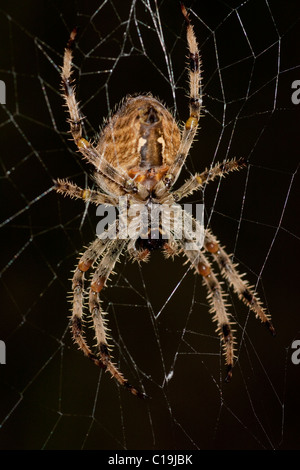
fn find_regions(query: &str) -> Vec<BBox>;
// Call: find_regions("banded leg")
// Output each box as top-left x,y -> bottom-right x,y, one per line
204,230 -> 275,335
172,158 -> 246,202
180,239 -> 235,381
54,178 -> 118,205
61,29 -> 139,194
164,4 -> 203,188
71,237 -> 111,367
88,239 -> 147,398
71,227 -> 146,397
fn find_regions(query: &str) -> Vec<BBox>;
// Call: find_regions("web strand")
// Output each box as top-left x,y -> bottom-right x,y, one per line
0,0 -> 299,451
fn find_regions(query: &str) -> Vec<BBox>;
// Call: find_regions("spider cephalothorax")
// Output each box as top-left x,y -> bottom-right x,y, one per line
55,5 -> 275,399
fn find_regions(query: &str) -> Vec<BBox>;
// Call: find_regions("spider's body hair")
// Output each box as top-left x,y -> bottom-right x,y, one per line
55,5 -> 274,398
172,157 -> 246,202
204,229 -> 275,335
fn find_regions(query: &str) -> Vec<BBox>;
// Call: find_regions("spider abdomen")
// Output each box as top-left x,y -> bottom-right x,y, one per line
97,95 -> 181,176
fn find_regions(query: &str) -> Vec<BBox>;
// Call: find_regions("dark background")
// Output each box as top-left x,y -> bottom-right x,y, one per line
0,0 -> 299,450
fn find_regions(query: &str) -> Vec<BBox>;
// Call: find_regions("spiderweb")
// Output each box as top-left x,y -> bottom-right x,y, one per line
0,0 -> 299,451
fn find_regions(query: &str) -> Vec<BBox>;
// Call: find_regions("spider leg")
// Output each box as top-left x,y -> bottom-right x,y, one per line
61,29 -> 140,195
179,236 -> 235,381
162,235 -> 181,259
164,4 -> 203,189
71,224 -> 147,398
88,239 -> 146,398
172,158 -> 246,202
54,178 -> 118,205
71,237 -> 110,367
204,229 -> 275,335
128,238 -> 150,263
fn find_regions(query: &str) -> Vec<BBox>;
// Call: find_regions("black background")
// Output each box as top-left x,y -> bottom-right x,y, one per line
0,0 -> 299,450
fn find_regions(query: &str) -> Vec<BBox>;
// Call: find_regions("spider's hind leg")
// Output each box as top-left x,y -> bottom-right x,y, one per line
88,239 -> 148,398
180,238 -> 236,382
71,235 -> 147,399
71,238 -> 109,367
204,229 -> 275,335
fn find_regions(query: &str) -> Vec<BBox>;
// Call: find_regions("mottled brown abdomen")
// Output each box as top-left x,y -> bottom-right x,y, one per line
94,94 -> 181,194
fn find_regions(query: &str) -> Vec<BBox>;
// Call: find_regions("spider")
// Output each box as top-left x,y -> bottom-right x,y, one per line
55,5 -> 275,399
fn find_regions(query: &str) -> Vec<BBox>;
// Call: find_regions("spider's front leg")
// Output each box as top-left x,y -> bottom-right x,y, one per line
164,4 -> 203,189
61,29 -> 141,195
